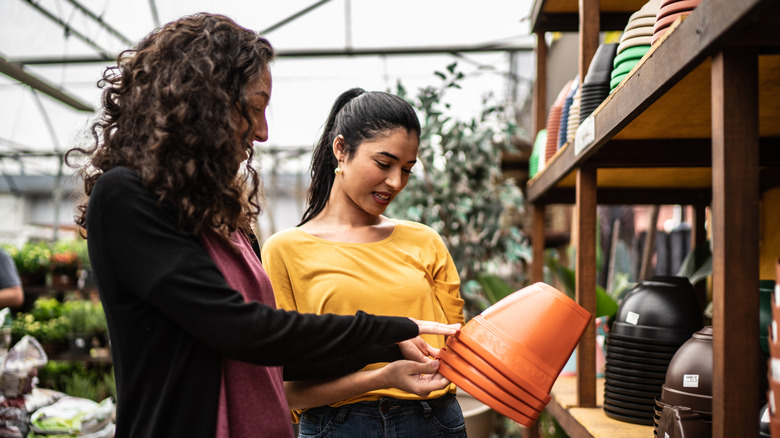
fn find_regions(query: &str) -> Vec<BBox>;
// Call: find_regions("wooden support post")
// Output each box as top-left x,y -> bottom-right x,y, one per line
711,48 -> 760,437
533,32 -> 548,134
579,0 -> 599,86
575,165 -> 597,407
532,204 -> 546,283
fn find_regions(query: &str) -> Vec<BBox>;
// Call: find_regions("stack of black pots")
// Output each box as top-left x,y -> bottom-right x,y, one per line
579,43 -> 618,124
604,276 -> 703,425
654,326 -> 712,436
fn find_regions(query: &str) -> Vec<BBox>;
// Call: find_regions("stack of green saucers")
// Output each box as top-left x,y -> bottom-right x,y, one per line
611,0 -> 661,93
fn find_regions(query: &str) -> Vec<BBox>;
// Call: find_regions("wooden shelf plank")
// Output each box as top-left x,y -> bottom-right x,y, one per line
546,376 -> 654,438
530,0 -> 646,32
527,0 -> 778,203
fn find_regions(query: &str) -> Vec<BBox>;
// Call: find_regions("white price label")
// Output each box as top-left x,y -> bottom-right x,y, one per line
683,374 -> 699,388
775,284 -> 780,306
626,311 -> 640,325
574,115 -> 595,156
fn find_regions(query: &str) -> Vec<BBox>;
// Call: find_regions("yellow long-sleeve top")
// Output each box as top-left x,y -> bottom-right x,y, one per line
261,219 -> 465,409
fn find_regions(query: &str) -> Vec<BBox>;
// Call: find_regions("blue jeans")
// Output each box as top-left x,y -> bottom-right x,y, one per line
298,392 -> 467,438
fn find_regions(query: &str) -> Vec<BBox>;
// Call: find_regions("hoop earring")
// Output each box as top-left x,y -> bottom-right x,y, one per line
334,166 -> 342,176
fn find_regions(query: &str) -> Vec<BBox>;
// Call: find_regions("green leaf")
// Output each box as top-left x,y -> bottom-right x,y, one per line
475,273 -> 515,304
676,240 -> 712,285
544,251 -> 618,318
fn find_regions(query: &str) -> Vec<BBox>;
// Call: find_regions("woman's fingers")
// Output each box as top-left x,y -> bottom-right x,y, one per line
384,359 -> 453,396
398,337 -> 443,362
409,318 -> 461,336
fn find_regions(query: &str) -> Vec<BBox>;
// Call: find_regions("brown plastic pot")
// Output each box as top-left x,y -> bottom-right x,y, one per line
661,384 -> 712,413
655,395 -> 711,421
438,361 -> 537,427
657,404 -> 712,438
445,336 -> 549,409
458,282 -> 591,395
664,327 -> 713,397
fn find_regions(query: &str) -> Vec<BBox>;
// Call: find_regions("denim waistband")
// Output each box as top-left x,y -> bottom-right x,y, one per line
312,392 -> 457,420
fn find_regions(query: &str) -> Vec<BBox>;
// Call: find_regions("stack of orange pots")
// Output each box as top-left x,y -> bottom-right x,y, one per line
438,282 -> 592,426
544,81 -> 574,163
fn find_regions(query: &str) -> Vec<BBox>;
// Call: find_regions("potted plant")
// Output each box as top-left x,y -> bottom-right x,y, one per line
62,300 -> 102,355
49,240 -> 82,291
2,242 -> 51,287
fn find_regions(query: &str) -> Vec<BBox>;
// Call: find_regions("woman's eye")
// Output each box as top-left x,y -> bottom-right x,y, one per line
402,168 -> 413,175
374,161 -> 390,169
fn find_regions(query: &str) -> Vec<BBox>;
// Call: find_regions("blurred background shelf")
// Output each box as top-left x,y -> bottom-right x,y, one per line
527,0 -> 779,436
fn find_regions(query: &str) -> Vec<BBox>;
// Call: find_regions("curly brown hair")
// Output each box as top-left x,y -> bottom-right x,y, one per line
67,13 -> 275,242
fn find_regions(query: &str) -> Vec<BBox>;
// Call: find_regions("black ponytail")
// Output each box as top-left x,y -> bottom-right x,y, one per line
299,88 -> 420,226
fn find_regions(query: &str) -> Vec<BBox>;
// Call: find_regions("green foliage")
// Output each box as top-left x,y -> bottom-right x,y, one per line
61,300 -> 107,335
13,297 -> 107,343
30,297 -> 64,321
388,63 -> 530,317
2,241 -> 51,277
544,250 -> 619,319
11,313 -> 69,344
537,411 -> 570,438
2,239 -> 90,278
676,240 -> 712,285
38,361 -> 115,402
474,273 -> 515,305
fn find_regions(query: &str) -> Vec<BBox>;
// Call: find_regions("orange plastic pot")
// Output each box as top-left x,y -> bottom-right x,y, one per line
439,346 -> 541,418
446,336 -> 550,409
438,361 -> 538,427
458,282 -> 592,394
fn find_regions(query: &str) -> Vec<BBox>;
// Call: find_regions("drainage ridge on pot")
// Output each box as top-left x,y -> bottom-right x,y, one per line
438,361 -> 536,427
446,336 -> 550,409
439,347 -> 541,419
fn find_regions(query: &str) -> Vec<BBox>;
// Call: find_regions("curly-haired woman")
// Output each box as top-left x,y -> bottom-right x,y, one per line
67,13 -> 458,438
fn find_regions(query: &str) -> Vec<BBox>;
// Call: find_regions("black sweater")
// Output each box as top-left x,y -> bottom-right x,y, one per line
86,167 -> 417,437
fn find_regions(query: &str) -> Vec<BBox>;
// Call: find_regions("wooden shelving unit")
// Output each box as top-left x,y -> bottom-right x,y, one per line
527,0 -> 780,436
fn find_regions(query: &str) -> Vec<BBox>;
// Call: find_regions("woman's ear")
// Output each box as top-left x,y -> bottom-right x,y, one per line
332,135 -> 345,162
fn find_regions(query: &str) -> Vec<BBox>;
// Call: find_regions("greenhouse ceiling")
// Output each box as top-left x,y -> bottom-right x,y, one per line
0,0 -> 536,177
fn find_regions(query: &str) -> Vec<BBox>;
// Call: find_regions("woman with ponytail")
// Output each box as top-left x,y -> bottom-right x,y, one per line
262,88 -> 467,437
